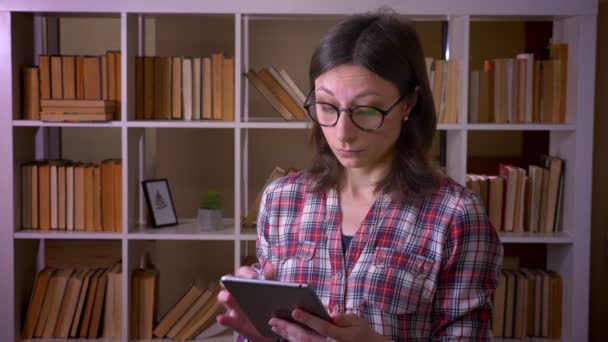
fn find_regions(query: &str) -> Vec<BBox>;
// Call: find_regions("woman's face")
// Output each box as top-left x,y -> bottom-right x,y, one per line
314,64 -> 411,172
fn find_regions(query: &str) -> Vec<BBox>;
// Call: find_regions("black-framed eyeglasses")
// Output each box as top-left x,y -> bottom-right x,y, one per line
303,89 -> 408,132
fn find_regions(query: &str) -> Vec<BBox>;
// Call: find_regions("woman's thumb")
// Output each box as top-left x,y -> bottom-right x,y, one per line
262,261 -> 276,280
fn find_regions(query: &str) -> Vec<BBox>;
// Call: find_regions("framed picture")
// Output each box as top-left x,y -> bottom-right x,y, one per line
142,178 -> 178,228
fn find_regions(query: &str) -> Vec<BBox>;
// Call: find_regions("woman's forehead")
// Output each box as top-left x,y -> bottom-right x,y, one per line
315,65 -> 397,97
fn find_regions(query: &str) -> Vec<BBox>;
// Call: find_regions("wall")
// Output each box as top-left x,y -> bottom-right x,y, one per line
589,1 -> 608,341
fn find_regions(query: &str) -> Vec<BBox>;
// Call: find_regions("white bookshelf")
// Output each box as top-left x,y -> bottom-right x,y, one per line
0,1 -> 597,341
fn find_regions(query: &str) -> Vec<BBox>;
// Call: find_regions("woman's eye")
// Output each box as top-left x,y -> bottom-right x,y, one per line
320,104 -> 336,112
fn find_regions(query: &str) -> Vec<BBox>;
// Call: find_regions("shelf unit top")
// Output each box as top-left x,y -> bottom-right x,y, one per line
0,0 -> 598,16
11,120 -> 578,131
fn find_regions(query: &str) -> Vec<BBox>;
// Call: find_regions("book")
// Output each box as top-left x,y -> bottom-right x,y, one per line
278,68 -> 306,104
54,269 -> 85,338
66,164 -> 75,230
246,70 -> 293,121
222,57 -> 235,121
133,267 -> 159,339
39,55 -> 51,100
257,67 -> 306,120
78,268 -> 103,337
101,160 -> 115,232
211,53 -> 223,120
58,164 -> 67,229
193,57 -> 202,120
62,56 -> 76,100
84,164 -> 94,231
22,66 -> 40,120
112,160 -> 123,232
173,283 -> 221,340
22,267 -> 56,338
143,56 -> 155,120
194,321 -> 228,340
83,56 -> 102,100
51,55 -> 63,99
267,66 -> 302,110
491,271 -> 507,337
135,56 -> 145,119
69,269 -> 95,337
166,283 -> 216,339
38,162 -> 51,230
172,56 -> 182,119
202,57 -> 212,120
153,280 -> 206,338
182,57 -> 193,121
21,163 -> 33,229
41,268 -> 74,338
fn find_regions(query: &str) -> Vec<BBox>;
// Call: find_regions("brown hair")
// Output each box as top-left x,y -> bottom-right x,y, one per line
305,11 -> 443,200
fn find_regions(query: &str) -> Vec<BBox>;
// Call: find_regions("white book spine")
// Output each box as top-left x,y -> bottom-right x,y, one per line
469,70 -> 480,123
50,164 -> 58,229
506,59 -> 513,123
182,58 -> 193,121
66,167 -> 74,230
193,57 -> 202,120
517,53 -> 535,123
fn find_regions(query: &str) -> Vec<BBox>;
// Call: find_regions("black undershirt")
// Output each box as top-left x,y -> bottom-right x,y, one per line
341,234 -> 354,253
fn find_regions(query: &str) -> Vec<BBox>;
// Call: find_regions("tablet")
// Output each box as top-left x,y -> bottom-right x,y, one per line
220,275 -> 331,338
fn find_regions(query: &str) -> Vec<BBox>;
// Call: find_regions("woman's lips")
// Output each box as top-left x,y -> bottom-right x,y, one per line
336,148 -> 363,158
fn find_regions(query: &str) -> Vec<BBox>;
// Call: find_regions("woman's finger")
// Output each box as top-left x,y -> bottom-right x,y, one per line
291,308 -> 341,338
237,266 -> 259,279
269,317 -> 326,342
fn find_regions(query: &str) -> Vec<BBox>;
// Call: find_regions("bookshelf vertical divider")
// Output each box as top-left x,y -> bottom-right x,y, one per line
446,15 -> 469,185
0,12 -> 14,342
234,12 -> 244,273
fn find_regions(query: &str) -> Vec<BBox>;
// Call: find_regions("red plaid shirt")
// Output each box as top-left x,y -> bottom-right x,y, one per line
251,171 -> 503,341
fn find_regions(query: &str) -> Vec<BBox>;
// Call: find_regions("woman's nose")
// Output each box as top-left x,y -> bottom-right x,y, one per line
334,110 -> 357,142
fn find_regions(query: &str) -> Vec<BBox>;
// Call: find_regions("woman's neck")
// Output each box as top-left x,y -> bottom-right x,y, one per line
340,167 -> 386,200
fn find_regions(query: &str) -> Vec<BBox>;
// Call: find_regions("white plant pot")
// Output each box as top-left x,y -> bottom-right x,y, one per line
197,208 -> 223,231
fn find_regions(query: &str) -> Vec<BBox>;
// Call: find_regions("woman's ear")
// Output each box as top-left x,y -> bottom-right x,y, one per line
402,86 -> 420,119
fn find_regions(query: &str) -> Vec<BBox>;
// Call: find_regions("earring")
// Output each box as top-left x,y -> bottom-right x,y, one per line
403,116 -> 409,123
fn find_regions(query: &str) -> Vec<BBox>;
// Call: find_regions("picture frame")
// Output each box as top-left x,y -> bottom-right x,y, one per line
142,178 -> 178,228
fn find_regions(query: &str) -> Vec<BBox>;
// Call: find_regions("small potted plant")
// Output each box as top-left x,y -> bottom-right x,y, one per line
198,191 -> 223,231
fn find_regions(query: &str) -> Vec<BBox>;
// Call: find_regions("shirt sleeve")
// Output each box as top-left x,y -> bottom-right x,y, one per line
431,193 -> 504,341
250,186 -> 272,279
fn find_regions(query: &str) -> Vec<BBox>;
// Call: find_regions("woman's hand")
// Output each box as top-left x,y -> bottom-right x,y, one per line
269,308 -> 387,342
216,263 -> 276,342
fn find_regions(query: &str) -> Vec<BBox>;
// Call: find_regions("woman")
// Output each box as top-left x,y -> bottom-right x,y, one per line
218,11 -> 503,341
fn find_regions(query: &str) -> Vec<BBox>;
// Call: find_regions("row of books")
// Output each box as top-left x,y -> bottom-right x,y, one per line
22,263 -> 122,339
492,267 -> 562,339
21,159 -> 123,232
22,52 -> 122,120
469,43 -> 568,124
134,54 -> 234,122
152,281 -> 225,340
424,58 -> 459,124
245,66 -> 307,121
465,155 -> 564,233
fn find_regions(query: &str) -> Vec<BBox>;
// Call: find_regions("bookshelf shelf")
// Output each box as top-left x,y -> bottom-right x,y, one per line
437,123 -> 466,130
125,121 -> 236,129
12,119 -> 123,128
0,1 -> 597,341
241,120 -> 310,129
14,230 -> 123,240
466,123 -> 576,131
128,218 -> 237,240
498,231 -> 574,244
